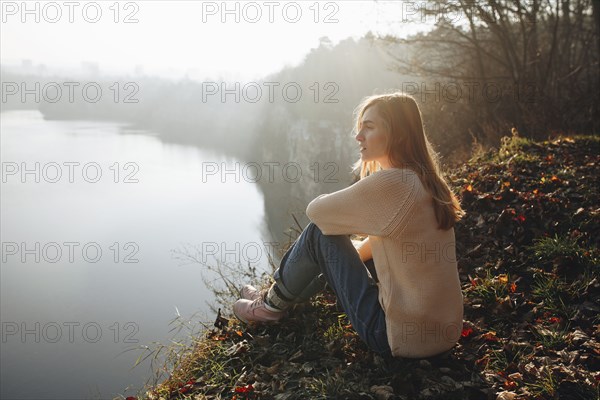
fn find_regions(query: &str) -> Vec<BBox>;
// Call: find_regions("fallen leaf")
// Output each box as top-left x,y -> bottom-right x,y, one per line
496,390 -> 517,400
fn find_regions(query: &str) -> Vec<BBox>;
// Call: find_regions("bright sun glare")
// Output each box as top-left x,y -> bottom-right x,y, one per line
1,1 -> 432,80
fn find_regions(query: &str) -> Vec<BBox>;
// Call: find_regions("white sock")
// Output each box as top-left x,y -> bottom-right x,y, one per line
264,284 -> 291,311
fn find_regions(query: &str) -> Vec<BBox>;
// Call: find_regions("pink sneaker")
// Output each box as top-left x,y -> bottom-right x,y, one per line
240,284 -> 262,301
233,296 -> 286,324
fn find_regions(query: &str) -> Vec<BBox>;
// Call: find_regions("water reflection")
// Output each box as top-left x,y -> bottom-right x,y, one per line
0,110 -> 270,399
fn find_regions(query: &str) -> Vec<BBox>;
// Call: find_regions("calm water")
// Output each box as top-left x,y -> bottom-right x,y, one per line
0,110 -> 271,399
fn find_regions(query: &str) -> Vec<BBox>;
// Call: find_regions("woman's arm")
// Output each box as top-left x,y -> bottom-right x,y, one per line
354,237 -> 373,262
306,169 -> 418,237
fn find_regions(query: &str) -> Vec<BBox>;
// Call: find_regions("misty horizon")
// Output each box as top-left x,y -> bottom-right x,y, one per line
1,1 -> 433,82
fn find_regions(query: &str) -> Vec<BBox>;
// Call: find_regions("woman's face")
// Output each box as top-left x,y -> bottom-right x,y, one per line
356,105 -> 392,169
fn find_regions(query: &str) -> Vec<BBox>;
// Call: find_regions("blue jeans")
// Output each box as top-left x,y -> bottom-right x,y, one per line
273,222 -> 392,357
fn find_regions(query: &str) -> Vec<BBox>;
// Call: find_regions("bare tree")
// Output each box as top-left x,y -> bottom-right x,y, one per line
377,0 -> 599,148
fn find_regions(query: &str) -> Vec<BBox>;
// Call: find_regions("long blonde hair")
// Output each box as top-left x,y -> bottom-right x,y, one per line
352,92 -> 464,230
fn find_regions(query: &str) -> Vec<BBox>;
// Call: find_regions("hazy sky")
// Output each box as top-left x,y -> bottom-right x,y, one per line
1,1 -> 434,80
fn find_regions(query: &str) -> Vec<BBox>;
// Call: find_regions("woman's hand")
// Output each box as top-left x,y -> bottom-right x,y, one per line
354,236 -> 373,262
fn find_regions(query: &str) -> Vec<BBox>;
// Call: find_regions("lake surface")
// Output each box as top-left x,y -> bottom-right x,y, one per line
0,110 -> 273,399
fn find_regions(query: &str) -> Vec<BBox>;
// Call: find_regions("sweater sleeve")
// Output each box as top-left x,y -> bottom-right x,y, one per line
305,168 -> 420,237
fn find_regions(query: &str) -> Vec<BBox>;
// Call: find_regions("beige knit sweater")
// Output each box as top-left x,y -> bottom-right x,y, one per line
306,168 -> 464,358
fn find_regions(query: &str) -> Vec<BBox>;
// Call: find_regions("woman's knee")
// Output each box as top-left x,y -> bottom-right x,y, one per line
305,221 -> 322,236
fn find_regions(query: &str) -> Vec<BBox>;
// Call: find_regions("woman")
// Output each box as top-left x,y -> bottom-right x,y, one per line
233,92 -> 465,359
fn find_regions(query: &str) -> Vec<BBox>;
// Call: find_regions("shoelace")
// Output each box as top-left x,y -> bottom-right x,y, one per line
250,296 -> 266,311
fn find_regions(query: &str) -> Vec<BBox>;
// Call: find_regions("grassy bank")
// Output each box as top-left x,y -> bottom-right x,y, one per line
123,133 -> 599,400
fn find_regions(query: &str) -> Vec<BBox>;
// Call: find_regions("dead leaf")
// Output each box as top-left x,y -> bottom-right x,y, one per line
496,390 -> 517,400
371,385 -> 394,400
